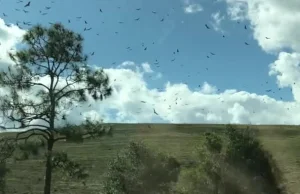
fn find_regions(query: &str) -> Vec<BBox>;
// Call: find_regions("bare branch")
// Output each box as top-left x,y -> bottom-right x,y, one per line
16,128 -> 51,140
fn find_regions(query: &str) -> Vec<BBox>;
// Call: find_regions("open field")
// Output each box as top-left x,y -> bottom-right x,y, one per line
2,124 -> 300,194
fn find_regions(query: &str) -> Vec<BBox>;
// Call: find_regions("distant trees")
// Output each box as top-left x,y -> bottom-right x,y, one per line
0,23 -> 113,194
175,125 -> 286,194
102,141 -> 181,194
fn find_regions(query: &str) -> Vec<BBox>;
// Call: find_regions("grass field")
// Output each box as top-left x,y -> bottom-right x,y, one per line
2,124 -> 300,194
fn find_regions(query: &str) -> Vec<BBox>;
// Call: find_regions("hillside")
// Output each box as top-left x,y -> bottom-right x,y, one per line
2,124 -> 300,194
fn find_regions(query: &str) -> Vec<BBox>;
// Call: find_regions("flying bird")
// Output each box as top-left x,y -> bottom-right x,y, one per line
205,24 -> 210,29
210,52 -> 215,55
135,18 -> 140,21
99,9 -> 103,12
153,108 -> 159,115
136,8 -> 141,11
244,25 -> 247,29
24,1 -> 30,7
265,37 -> 270,39
84,27 -> 92,31
244,42 -> 249,45
152,11 -> 157,14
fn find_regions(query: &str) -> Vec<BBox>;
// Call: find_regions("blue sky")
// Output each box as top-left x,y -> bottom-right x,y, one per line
0,0 -> 300,124
0,0 -> 287,98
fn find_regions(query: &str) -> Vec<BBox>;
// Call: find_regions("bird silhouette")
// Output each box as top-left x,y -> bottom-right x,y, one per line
205,24 -> 210,29
153,108 -> 159,115
84,27 -> 92,31
24,1 -> 30,7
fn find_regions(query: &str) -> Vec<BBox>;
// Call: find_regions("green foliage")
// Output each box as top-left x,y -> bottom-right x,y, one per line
0,22 -> 113,194
13,138 -> 45,161
224,125 -> 286,194
51,151 -> 89,180
57,119 -> 113,143
175,125 -> 286,194
102,141 -> 181,194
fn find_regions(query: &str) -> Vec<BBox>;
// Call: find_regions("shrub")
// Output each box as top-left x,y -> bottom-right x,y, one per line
102,141 -> 181,194
175,124 -> 287,194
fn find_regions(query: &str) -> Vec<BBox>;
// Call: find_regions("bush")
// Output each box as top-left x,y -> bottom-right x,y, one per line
175,124 -> 287,194
102,141 -> 181,194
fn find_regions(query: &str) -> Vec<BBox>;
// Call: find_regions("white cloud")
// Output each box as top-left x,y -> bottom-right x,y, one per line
210,11 -> 226,33
183,0 -> 203,14
225,0 -> 300,54
269,52 -> 300,102
0,18 -> 25,70
200,82 -> 217,94
141,62 -> 153,73
2,17 -> 300,127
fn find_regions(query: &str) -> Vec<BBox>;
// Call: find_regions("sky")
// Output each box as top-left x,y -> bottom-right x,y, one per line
1,0 -> 300,125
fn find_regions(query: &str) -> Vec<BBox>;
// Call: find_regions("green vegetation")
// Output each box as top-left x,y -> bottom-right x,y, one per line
0,23 -> 112,194
0,124 -> 298,194
102,141 -> 181,194
175,125 -> 285,194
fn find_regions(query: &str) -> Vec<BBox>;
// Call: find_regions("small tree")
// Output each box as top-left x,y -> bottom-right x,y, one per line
175,125 -> 286,194
0,23 -> 113,194
102,141 -> 181,194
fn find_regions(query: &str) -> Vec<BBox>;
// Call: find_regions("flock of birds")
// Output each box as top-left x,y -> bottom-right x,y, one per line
1,0 -> 294,121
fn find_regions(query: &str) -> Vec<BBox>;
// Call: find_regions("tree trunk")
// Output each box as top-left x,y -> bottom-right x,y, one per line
43,139 -> 54,194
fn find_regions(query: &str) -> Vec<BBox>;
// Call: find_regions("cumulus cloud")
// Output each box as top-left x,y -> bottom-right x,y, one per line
0,18 -> 25,70
1,16 -> 300,127
183,0 -> 203,14
225,0 -> 300,54
269,52 -> 300,102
